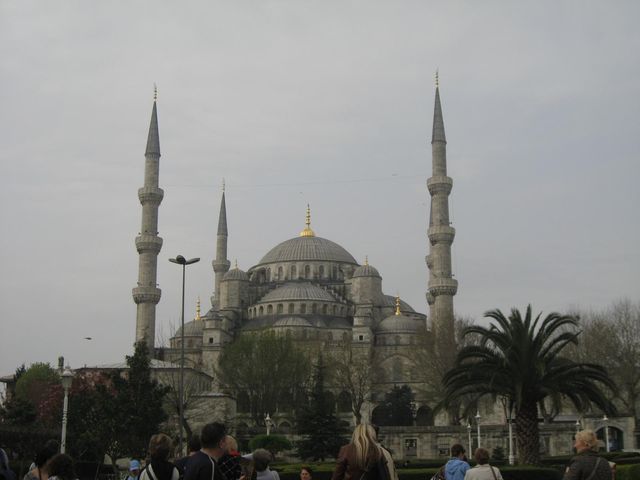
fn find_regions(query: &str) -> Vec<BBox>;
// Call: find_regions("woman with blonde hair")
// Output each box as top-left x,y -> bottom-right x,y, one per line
563,430 -> 611,480
331,424 -> 396,480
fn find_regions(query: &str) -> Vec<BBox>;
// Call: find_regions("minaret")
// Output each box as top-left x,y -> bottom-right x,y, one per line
132,88 -> 164,352
212,182 -> 230,308
426,72 -> 458,355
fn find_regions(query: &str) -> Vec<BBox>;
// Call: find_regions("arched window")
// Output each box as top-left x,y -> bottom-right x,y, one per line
392,358 -> 403,382
322,304 -> 328,314
300,304 -> 307,314
277,304 -> 283,314
340,306 -> 345,315
333,305 -> 338,315
259,306 -> 264,315
288,303 -> 294,314
327,332 -> 333,341
312,303 -> 317,314
342,331 -> 349,342
305,265 -> 311,278
267,304 -> 273,314
266,268 -> 271,281
319,265 -> 325,278
332,265 -> 338,278
395,335 -> 401,345
278,266 -> 283,280
291,265 -> 297,278
278,421 -> 292,433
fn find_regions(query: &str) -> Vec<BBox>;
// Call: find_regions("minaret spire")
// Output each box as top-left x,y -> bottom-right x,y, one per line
426,77 -> 458,358
132,90 -> 164,351
212,183 -> 231,307
299,204 -> 315,237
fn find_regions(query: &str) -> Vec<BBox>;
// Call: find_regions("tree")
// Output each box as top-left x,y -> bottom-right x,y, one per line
442,305 -> 617,465
216,331 -> 310,423
330,344 -> 378,424
573,299 -> 640,419
14,363 -> 60,421
373,385 -> 415,426
296,355 -> 348,460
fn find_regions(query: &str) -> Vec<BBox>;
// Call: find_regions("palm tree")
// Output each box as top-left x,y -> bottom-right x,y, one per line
442,305 -> 617,465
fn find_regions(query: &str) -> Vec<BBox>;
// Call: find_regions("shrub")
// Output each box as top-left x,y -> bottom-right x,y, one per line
616,464 -> 640,480
249,435 -> 293,455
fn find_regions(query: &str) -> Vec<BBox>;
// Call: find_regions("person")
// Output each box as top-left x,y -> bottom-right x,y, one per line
299,467 -> 312,480
563,430 -> 612,480
139,434 -> 179,480
218,436 -> 241,480
126,460 -> 141,480
23,440 -> 58,480
184,422 -> 228,480
176,436 -> 202,478
1,448 -> 17,480
47,454 -> 76,480
444,444 -> 470,480
251,450 -> 278,480
463,448 -> 502,480
331,424 -> 392,480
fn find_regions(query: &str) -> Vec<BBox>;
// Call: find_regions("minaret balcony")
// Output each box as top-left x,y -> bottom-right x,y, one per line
132,286 -> 162,304
135,234 -> 163,254
428,278 -> 458,297
427,176 -> 453,195
138,187 -> 164,205
428,225 -> 456,244
212,259 -> 231,273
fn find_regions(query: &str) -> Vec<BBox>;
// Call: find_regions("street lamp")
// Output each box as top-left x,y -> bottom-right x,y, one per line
60,366 -> 74,453
467,423 -> 472,454
169,254 -> 200,455
265,413 -> 273,436
603,415 -> 610,452
475,410 -> 481,449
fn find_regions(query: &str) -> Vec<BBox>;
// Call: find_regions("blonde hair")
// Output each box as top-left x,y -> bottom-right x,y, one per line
351,424 -> 381,469
575,430 -> 599,452
226,435 -> 238,452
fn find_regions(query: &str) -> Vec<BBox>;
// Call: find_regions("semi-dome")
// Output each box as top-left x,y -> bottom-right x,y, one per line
257,236 -> 357,265
273,316 -> 313,328
353,263 -> 381,278
259,282 -> 337,303
173,320 -> 204,337
377,314 -> 421,333
223,267 -> 249,281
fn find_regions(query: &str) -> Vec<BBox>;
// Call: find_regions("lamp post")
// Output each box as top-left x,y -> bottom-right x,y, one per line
60,366 -> 74,453
169,254 -> 200,455
507,409 -> 515,465
265,413 -> 273,436
603,415 -> 610,453
467,423 -> 472,454
475,410 -> 481,449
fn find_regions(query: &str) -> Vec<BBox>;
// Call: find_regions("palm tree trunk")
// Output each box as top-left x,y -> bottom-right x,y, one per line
515,398 -> 540,464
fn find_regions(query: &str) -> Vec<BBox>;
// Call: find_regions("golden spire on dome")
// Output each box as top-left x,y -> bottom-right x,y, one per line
234,259 -> 238,269
395,295 -> 401,316
299,204 -> 315,237
153,83 -> 158,101
195,296 -> 201,321
364,256 -> 369,266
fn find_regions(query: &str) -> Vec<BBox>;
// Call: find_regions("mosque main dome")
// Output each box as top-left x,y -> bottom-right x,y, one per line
257,235 -> 358,265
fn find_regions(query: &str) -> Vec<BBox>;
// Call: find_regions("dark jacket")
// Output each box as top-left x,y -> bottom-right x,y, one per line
331,444 -> 386,480
563,451 -> 611,480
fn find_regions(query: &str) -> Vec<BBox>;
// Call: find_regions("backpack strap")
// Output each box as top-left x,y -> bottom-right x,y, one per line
585,458 -> 603,480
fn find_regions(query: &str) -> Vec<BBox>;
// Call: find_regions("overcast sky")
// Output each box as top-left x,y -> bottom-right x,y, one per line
1,1 -> 639,375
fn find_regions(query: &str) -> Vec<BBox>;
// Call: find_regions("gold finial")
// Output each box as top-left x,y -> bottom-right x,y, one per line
195,296 -> 201,321
435,70 -> 439,88
222,178 -> 225,192
395,295 -> 401,316
153,83 -> 158,101
299,204 -> 315,237
234,259 -> 238,269
364,256 -> 369,266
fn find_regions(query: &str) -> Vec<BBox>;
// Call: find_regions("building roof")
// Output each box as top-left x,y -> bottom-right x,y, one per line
377,314 -> 422,333
223,267 -> 249,281
258,282 -> 338,303
256,236 -> 357,265
352,263 -> 381,278
173,319 -> 204,337
273,316 -> 313,328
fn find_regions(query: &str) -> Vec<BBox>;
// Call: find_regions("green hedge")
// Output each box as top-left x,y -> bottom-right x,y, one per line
616,464 -> 640,480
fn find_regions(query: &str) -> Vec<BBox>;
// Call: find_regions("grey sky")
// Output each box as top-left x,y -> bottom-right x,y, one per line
1,1 -> 638,374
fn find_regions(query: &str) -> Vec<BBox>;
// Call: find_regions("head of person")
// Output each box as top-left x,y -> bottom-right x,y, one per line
351,423 -> 380,469
35,440 -> 59,470
473,448 -> 490,465
300,467 -> 313,480
574,430 -> 599,453
129,460 -> 141,477
47,454 -> 75,480
200,422 -> 227,453
148,433 -> 173,462
187,435 -> 201,454
252,449 -> 272,473
450,444 -> 465,459
225,436 -> 238,454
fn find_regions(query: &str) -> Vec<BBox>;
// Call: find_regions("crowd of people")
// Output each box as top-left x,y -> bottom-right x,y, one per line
0,425 -> 612,480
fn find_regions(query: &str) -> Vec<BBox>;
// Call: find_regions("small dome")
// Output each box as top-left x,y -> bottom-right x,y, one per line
223,268 -> 249,281
377,314 -> 421,333
173,320 -> 204,337
259,282 -> 337,303
352,263 -> 381,278
273,316 -> 313,328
